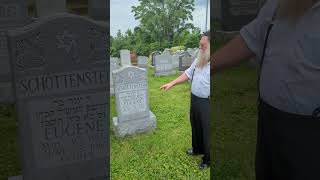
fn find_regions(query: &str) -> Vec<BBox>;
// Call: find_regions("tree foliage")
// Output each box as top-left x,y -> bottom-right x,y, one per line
110,0 -> 201,57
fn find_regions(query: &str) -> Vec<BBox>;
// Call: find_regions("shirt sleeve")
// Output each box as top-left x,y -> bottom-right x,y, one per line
185,59 -> 197,79
240,0 -> 278,58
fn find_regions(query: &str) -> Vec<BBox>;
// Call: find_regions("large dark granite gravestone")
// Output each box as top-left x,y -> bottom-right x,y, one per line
7,13 -> 109,180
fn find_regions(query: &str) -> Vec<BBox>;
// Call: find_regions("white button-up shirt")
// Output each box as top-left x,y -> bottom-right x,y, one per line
185,59 -> 210,98
240,0 -> 320,115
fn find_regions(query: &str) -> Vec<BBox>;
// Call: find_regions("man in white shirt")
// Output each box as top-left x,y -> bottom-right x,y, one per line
212,0 -> 320,179
160,31 -> 210,170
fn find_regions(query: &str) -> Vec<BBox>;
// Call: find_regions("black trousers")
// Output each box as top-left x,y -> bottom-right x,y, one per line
256,99 -> 320,180
190,93 -> 210,163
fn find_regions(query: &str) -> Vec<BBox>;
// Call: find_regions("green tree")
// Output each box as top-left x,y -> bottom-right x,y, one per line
132,0 -> 195,45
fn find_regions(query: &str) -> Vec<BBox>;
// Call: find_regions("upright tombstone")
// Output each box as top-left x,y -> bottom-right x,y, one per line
112,66 -> 156,137
151,51 -> 161,66
172,54 -> 179,69
179,53 -> 193,71
214,0 -> 260,31
0,0 -> 31,103
137,56 -> 148,68
88,0 -> 108,21
35,0 -> 66,17
154,55 -> 175,76
110,57 -> 119,96
120,49 -> 131,67
162,48 -> 171,56
7,13 -> 109,180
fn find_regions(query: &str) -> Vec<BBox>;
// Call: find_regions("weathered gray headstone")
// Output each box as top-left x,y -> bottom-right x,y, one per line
35,0 -> 66,17
137,56 -> 148,69
0,0 -> 31,103
110,57 -> 119,96
172,55 -> 179,69
162,48 -> 171,56
88,0 -> 108,21
179,54 -> 193,71
151,51 -> 161,66
120,49 -> 131,67
7,13 -> 109,180
154,55 -> 175,76
112,66 -> 156,137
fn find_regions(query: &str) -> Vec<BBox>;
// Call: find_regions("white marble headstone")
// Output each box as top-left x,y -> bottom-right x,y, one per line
120,49 -> 131,67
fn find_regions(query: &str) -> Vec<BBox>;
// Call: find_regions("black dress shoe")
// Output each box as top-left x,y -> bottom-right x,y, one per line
199,161 -> 210,170
186,148 -> 199,156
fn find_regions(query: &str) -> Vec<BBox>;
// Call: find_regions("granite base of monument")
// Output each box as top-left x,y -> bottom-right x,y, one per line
154,70 -> 176,77
112,111 -> 156,137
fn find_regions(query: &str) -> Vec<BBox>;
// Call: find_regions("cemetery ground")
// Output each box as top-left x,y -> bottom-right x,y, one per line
110,68 -> 210,179
211,63 -> 257,180
0,62 -> 257,180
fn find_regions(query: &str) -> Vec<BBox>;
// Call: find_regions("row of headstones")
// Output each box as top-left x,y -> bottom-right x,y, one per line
153,48 -> 198,76
1,0 -> 109,179
110,50 -> 148,95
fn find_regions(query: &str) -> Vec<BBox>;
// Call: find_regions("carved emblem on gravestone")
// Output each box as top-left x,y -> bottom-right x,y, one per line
88,27 -> 107,63
56,30 -> 80,64
0,2 -> 18,18
16,32 -> 45,72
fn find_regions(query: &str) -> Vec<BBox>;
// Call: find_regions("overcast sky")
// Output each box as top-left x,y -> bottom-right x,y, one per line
110,0 -> 210,36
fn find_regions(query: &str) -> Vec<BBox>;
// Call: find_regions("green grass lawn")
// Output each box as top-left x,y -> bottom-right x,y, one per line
211,63 -> 257,180
0,105 -> 21,180
110,68 -> 210,179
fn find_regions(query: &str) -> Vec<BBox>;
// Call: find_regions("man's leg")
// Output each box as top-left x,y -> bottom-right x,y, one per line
189,94 -> 203,154
199,98 -> 210,164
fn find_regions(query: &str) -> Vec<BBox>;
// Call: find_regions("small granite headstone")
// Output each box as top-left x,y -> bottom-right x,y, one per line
172,55 -> 179,69
120,49 -> 131,67
137,56 -> 148,68
151,51 -> 161,66
112,66 -> 156,137
7,13 -> 109,180
179,54 -> 193,71
154,55 -> 175,76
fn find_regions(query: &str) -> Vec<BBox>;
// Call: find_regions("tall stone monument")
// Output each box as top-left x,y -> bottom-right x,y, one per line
112,66 -> 156,137
7,13 -> 109,180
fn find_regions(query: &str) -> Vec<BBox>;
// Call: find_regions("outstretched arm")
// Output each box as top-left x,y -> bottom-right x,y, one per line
160,72 -> 189,91
211,35 -> 255,73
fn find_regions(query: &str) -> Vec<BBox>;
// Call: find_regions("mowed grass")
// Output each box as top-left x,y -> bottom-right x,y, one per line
211,63 -> 258,180
110,68 -> 210,179
0,105 -> 21,180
